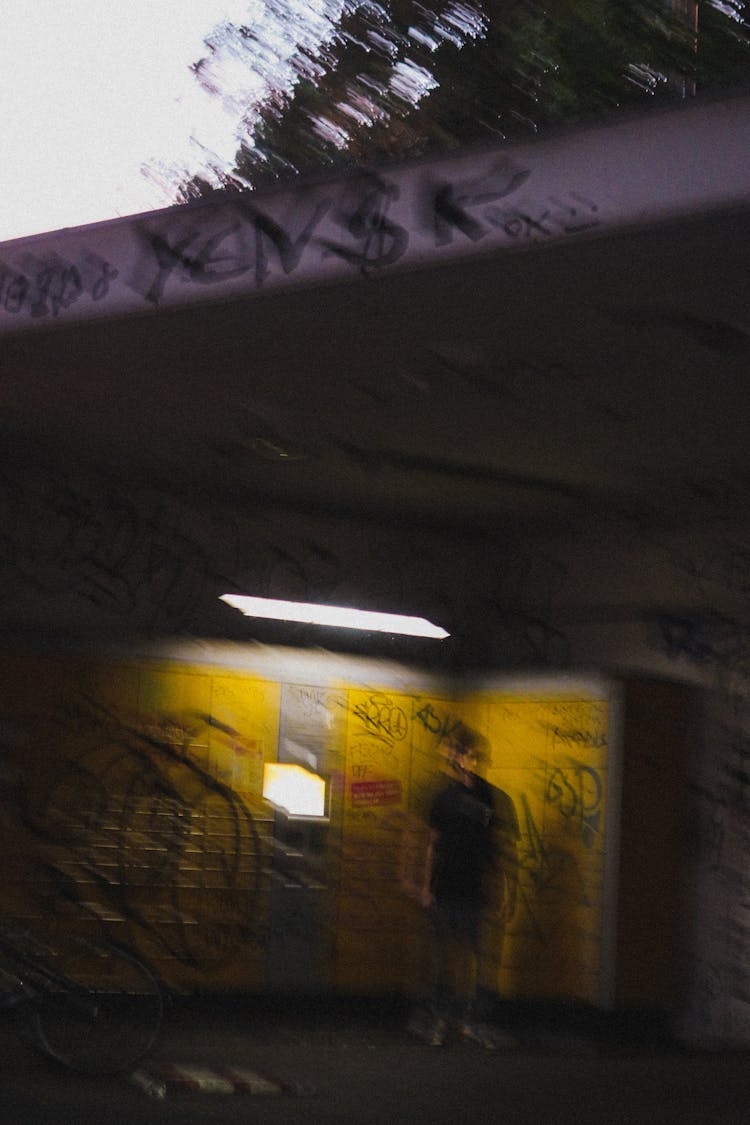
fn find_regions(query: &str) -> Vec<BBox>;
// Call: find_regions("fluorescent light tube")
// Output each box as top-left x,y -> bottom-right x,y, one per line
220,594 -> 449,639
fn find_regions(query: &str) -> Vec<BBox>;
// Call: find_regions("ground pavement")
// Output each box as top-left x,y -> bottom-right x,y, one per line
1,994 -> 749,1124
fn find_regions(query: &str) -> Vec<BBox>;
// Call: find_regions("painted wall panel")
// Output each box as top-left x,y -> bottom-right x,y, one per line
0,650 -> 614,1004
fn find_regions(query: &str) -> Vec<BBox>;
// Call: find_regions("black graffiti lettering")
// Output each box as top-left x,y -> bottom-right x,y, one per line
19,698 -> 264,972
186,222 -> 249,284
91,259 -> 119,300
51,265 -> 83,316
544,763 -> 603,848
2,269 -> 29,314
352,693 -> 408,745
518,792 -> 589,924
656,612 -> 729,666
249,200 -> 331,285
486,207 -> 552,239
0,470 -> 240,631
497,214 -> 524,238
323,178 -> 408,272
22,259 -> 83,318
0,168 -> 603,325
545,768 -> 578,819
9,255 -> 112,317
433,164 -> 531,245
434,182 -> 485,243
142,228 -> 203,304
560,192 -> 600,232
29,266 -> 55,318
517,209 -> 553,237
414,702 -> 443,735
413,702 -> 463,747
486,191 -> 600,242
549,727 -> 607,749
519,795 -> 547,883
347,182 -> 408,269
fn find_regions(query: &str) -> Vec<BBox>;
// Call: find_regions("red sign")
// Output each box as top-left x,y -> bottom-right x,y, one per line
350,779 -> 402,807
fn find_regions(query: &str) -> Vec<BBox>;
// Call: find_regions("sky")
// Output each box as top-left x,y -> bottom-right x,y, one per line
0,1 -> 343,245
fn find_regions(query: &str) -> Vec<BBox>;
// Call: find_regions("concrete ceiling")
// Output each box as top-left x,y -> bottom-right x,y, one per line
5,202 -> 750,523
2,97 -> 750,669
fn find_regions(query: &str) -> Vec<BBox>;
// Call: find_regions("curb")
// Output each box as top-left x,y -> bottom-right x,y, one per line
130,1062 -> 314,1099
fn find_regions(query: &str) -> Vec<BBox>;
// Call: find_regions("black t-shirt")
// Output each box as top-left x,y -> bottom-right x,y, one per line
429,775 -> 496,905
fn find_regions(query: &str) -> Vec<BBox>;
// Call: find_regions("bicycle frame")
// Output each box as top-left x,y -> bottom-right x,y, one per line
0,923 -> 163,1074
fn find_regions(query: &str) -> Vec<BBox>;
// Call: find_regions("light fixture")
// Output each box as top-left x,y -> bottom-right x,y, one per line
219,594 -> 449,639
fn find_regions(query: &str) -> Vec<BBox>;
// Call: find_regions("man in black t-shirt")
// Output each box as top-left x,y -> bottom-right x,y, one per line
421,723 -> 519,1047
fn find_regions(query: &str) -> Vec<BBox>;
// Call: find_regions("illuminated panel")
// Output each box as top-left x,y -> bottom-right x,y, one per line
220,594 -> 449,638
263,762 -> 326,818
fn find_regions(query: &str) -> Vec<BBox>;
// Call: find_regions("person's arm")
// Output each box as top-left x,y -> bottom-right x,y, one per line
498,834 -> 519,924
421,828 -> 438,908
399,812 -> 426,899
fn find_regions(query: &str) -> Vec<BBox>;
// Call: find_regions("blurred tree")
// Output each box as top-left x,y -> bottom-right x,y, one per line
177,0 -> 750,199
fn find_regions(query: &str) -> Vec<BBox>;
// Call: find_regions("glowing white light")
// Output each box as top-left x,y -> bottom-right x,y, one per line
0,0 -> 484,244
0,0 -> 345,243
220,594 -> 449,638
263,762 -> 326,817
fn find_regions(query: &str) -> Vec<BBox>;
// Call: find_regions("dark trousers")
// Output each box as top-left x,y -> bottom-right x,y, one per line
429,898 -> 482,1020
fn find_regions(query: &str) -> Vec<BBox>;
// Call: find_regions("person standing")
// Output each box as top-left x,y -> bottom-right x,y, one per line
421,722 -> 519,1047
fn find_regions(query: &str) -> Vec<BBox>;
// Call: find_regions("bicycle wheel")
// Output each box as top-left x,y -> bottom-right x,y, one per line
30,943 -> 162,1074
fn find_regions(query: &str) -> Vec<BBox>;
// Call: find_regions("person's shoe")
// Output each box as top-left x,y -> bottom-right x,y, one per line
428,1018 -> 448,1047
459,1021 -> 499,1050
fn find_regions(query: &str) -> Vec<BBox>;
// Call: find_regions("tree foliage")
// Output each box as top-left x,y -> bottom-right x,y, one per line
179,0 -> 750,199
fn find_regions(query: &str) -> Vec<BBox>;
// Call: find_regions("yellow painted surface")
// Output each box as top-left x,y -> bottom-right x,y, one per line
0,653 -> 610,1003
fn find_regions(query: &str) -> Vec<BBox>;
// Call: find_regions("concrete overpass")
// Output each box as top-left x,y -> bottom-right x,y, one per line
0,88 -> 749,664
2,88 -> 750,1044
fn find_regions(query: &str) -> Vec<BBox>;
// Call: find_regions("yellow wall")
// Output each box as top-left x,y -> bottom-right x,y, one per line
0,651 -> 612,1003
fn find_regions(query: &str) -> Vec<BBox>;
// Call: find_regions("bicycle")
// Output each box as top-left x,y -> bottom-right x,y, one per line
0,921 -> 163,1075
